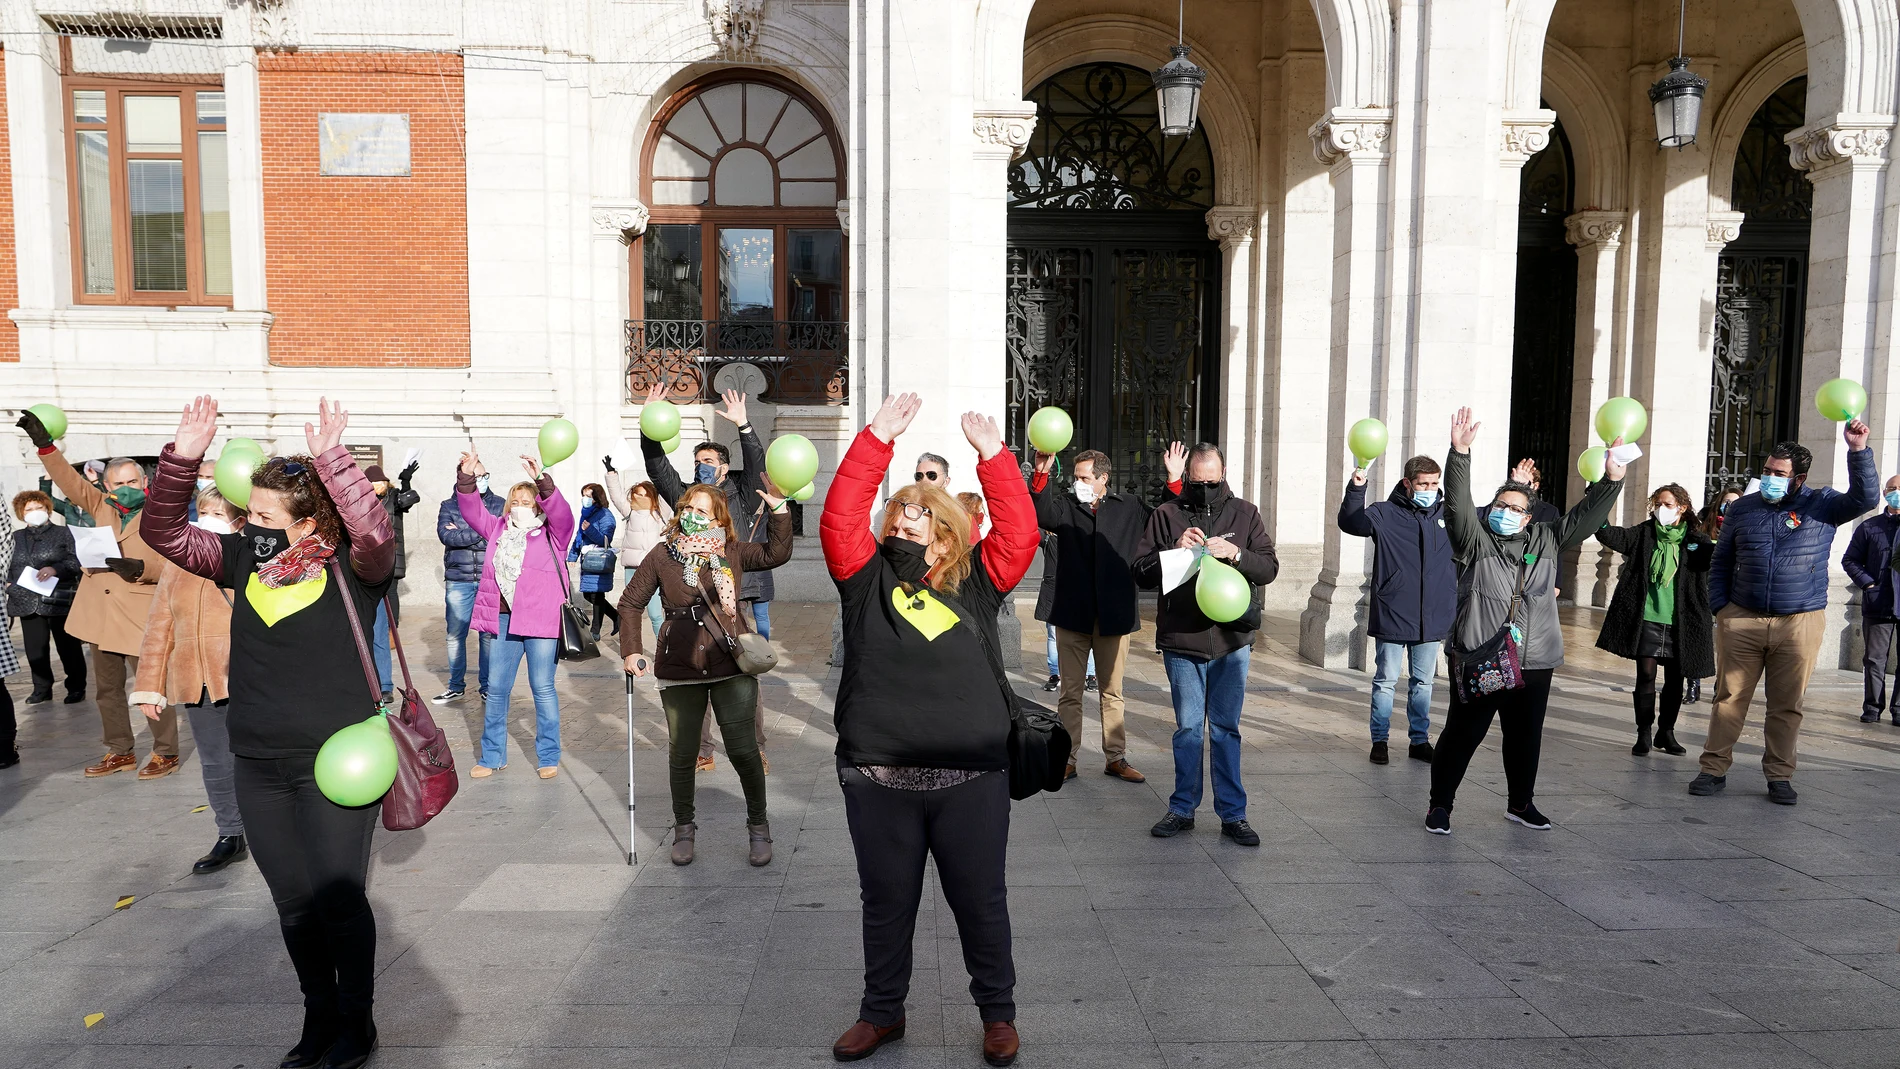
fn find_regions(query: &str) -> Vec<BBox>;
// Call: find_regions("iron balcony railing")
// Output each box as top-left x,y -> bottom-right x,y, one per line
626,319 -> 848,405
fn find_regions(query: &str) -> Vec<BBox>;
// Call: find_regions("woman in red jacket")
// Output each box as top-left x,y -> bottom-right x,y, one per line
820,394 -> 1038,1068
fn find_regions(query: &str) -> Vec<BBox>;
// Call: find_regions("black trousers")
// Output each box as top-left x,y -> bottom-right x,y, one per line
235,755 -> 380,1016
840,764 -> 1015,1026
1634,657 -> 1685,732
1429,668 -> 1554,812
20,613 -> 86,698
0,678 -> 15,754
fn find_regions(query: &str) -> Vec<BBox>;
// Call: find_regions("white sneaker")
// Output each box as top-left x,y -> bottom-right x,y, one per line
432,689 -> 464,705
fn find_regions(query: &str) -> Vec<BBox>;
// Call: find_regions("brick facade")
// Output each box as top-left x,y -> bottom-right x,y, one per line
259,51 -> 468,367
0,47 -> 17,363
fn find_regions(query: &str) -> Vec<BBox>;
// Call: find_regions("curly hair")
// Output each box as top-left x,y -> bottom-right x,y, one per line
251,455 -> 344,547
1649,483 -> 1703,536
881,483 -> 973,594
667,484 -> 736,543
11,490 -> 53,520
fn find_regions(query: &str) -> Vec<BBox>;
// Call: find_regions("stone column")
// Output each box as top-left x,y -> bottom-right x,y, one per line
1298,110 -> 1390,669
1205,205 -> 1259,499
1561,211 -> 1627,602
591,196 -> 647,462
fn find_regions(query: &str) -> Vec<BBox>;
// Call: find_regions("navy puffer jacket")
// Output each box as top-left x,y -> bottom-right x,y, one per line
438,491 -> 504,584
1710,447 -> 1878,615
1337,479 -> 1457,644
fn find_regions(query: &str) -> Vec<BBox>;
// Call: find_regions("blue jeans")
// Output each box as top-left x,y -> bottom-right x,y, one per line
443,581 -> 490,694
1044,624 -> 1095,678
750,600 -> 772,640
624,568 -> 665,637
480,612 -> 561,769
371,602 -> 392,695
1163,647 -> 1250,822
1370,639 -> 1439,745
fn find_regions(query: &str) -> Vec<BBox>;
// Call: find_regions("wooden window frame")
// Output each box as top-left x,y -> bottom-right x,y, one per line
62,73 -> 230,307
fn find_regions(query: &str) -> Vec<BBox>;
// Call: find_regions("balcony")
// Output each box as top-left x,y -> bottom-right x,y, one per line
626,319 -> 848,405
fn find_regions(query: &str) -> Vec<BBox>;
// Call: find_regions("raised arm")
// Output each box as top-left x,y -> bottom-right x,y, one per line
641,435 -> 687,508
735,422 -> 768,498
1337,476 -> 1375,538
1594,523 -> 1638,556
37,448 -> 111,525
538,474 -> 576,547
1555,476 -> 1625,551
821,428 -> 893,579
974,440 -> 1038,593
143,445 -> 225,581
1817,437 -> 1880,526
735,506 -> 794,573
604,467 -> 631,520
317,445 -> 395,584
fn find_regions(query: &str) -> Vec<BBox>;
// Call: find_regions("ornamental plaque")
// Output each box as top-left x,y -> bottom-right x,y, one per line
319,113 -> 411,176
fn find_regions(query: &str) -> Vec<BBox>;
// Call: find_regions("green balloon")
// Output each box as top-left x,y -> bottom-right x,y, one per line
1816,377 -> 1867,422
214,448 -> 261,509
1577,446 -> 1606,484
790,481 -> 816,502
1347,418 -> 1389,465
660,434 -> 681,454
640,400 -> 681,443
538,418 -> 579,467
223,437 -> 264,458
766,434 -> 820,494
1027,407 -> 1074,454
1194,558 -> 1251,624
314,715 -> 398,808
1593,397 -> 1648,444
26,404 -> 67,442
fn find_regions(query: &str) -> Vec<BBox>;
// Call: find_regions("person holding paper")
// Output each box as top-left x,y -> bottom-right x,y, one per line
1338,456 -> 1457,765
1592,484 -> 1715,756
8,490 -> 86,706
1426,409 -> 1625,836
1692,426 -> 1879,805
15,411 -> 173,779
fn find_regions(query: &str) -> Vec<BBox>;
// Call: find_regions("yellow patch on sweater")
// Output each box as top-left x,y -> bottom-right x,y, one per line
891,586 -> 960,641
245,570 -> 327,626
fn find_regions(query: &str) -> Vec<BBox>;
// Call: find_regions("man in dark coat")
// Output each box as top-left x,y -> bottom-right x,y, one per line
1032,448 -> 1150,783
434,464 -> 504,704
366,461 -> 421,699
1132,444 -> 1278,847
1841,473 -> 1900,722
1338,455 -> 1456,765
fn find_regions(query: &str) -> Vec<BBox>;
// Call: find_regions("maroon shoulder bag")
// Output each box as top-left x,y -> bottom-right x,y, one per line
331,560 -> 459,830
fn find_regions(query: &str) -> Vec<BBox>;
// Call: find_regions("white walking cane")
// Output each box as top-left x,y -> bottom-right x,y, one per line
625,671 -> 638,865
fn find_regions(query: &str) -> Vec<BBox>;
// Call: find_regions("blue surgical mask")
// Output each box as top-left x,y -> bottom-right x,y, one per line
1885,490 -> 1900,510
1488,509 -> 1525,536
694,462 -> 720,486
1411,489 -> 1438,508
195,477 -> 215,492
1760,474 -> 1791,502
476,475 -> 490,495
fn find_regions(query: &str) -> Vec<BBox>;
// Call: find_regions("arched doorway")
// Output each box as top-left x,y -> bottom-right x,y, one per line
1508,114 -> 1577,509
629,73 -> 847,405
1003,62 -> 1219,497
1707,77 -> 1811,499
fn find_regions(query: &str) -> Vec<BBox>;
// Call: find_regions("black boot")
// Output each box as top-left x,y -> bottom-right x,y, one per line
280,1007 -> 338,1069
1655,687 -> 1687,754
193,834 -> 247,875
322,1010 -> 377,1069
1631,692 -> 1655,756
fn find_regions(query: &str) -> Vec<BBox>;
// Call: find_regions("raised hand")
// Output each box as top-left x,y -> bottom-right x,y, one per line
1034,450 -> 1057,474
757,486 -> 787,510
459,451 -> 481,477
1163,441 -> 1188,483
1349,465 -> 1367,487
173,394 -> 220,459
520,455 -> 543,481
961,412 -> 1004,460
643,381 -> 668,406
15,411 -> 53,450
306,397 -> 348,456
715,388 -> 749,427
1450,407 -> 1481,453
1511,457 -> 1536,485
1847,418 -> 1871,450
868,393 -> 921,443
602,454 -> 616,474
1603,437 -> 1628,482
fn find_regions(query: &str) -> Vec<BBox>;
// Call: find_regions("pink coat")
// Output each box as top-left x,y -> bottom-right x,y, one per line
459,482 -> 576,640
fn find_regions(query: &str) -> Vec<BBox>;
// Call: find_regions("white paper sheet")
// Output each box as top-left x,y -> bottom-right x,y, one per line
15,566 -> 57,597
1607,442 -> 1643,465
1159,546 -> 1205,594
70,526 -> 120,570
401,447 -> 422,473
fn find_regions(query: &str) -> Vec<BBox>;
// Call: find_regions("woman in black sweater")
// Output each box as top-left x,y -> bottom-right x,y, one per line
819,395 -> 1039,1067
144,396 -> 395,1069
8,490 -> 86,704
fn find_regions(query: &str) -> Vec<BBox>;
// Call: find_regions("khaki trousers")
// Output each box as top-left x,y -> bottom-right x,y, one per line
1700,606 -> 1825,782
96,650 -> 174,756
1055,626 -> 1130,765
701,602 -> 767,757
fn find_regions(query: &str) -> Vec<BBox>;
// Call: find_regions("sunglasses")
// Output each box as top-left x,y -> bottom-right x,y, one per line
914,471 -> 941,482
898,502 -> 932,521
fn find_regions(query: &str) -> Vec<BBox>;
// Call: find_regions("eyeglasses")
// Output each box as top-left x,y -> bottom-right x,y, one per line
898,502 -> 932,521
914,471 -> 941,482
1489,502 -> 1531,517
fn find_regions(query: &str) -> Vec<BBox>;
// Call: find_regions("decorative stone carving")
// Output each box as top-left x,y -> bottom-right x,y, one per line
708,0 -> 765,58
972,104 -> 1038,161
1204,206 -> 1257,247
1500,110 -> 1557,164
239,0 -> 292,48
591,199 -> 650,241
835,200 -> 850,236
1706,210 -> 1747,249
1309,109 -> 1392,167
1563,210 -> 1627,249
1785,117 -> 1894,174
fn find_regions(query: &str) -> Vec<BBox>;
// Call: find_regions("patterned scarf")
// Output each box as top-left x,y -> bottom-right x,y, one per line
668,528 -> 736,617
494,511 -> 541,605
255,533 -> 337,589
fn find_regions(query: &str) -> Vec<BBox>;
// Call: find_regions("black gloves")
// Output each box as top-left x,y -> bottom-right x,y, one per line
602,454 -> 616,473
16,412 -> 52,450
103,557 -> 145,582
399,460 -> 419,490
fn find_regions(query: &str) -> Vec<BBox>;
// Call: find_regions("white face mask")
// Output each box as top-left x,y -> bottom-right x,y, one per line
1073,482 -> 1097,504
1654,505 -> 1681,527
193,515 -> 236,535
509,505 -> 542,528
22,509 -> 49,527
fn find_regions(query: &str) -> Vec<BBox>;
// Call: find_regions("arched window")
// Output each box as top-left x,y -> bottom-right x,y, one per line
634,74 -> 846,404
1008,63 -> 1214,211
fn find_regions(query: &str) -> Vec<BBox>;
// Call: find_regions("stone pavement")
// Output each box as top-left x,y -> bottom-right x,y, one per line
3,599 -> 1900,1069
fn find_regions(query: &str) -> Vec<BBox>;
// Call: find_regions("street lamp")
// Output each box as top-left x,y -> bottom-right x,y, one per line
1648,0 -> 1706,149
1151,0 -> 1205,137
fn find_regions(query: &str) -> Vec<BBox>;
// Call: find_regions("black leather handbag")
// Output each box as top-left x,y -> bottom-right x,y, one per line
545,534 -> 600,661
943,591 -> 1070,801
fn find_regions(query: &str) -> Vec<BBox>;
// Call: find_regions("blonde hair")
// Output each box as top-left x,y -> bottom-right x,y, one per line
668,484 -> 736,543
507,481 -> 540,512
880,483 -> 973,594
195,486 -> 241,523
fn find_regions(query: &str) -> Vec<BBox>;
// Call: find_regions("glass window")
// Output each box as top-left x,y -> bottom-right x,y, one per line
718,228 -> 774,321
788,229 -> 843,322
652,81 -> 839,208
643,224 -> 702,319
713,148 -> 775,206
199,132 -> 231,295
75,129 -> 115,294
125,95 -> 183,153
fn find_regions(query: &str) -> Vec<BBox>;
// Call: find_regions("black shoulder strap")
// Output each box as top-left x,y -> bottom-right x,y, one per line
929,583 -> 1022,724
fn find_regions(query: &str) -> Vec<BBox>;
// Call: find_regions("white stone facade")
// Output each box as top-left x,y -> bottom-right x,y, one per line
2,0 -> 1898,668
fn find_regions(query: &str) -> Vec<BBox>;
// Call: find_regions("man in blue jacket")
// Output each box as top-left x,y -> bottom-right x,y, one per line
1692,421 -> 1877,805
434,463 -> 504,705
1340,456 -> 1457,765
1840,473 -> 1900,722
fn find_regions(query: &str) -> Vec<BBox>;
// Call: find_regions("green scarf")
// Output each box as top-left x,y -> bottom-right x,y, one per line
1643,520 -> 1687,624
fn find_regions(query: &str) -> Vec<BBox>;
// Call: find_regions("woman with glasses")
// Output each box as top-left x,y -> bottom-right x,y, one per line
1593,484 -> 1714,756
821,395 -> 1038,1067
619,479 -> 791,866
1426,408 -> 1626,836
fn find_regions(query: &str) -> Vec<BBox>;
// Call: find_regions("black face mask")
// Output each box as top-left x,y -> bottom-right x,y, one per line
879,536 -> 932,584
244,522 -> 292,564
1180,480 -> 1224,510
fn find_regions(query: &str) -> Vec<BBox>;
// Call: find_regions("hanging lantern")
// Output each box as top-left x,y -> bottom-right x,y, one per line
1648,1 -> 1706,149
1152,0 -> 1205,138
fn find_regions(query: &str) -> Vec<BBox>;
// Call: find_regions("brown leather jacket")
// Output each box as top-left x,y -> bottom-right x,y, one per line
39,449 -> 167,655
130,561 -> 233,707
617,510 -> 793,679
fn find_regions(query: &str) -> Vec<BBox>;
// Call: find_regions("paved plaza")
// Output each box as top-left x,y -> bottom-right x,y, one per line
3,599 -> 1899,1068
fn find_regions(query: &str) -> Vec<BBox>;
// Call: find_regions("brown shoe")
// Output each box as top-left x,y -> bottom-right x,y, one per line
832,1018 -> 904,1061
85,753 -> 136,778
696,755 -> 715,773
982,1020 -> 1020,1066
1063,760 -> 1077,781
1105,759 -> 1146,783
138,755 -> 181,780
